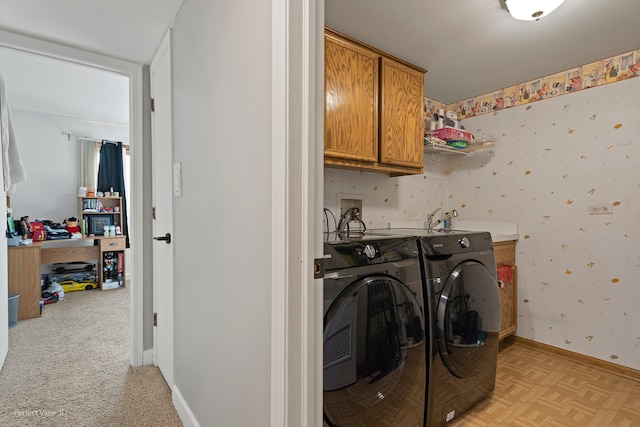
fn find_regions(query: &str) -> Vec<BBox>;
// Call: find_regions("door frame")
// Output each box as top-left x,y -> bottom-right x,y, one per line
0,29 -> 146,367
149,29 -> 174,386
270,0 -> 324,425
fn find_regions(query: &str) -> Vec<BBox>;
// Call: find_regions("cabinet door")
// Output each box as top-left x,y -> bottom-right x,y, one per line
379,57 -> 424,168
8,246 -> 42,320
494,241 -> 518,339
324,33 -> 379,163
499,266 -> 517,338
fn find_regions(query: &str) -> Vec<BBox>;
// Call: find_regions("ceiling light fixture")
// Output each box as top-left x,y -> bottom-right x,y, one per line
501,0 -> 565,21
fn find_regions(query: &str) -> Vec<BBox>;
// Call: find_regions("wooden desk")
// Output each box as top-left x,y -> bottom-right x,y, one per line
8,245 -> 41,320
7,236 -> 126,320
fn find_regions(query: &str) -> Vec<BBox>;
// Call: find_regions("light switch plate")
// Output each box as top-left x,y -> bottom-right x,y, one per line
173,162 -> 182,197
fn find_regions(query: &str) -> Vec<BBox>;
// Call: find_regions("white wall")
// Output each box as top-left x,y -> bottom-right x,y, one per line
451,78 -> 640,370
324,77 -> 640,370
9,109 -> 128,223
324,158 -> 449,229
170,0 -> 273,425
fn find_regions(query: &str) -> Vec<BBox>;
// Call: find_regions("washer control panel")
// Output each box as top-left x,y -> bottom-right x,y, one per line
421,231 -> 493,256
363,244 -> 377,259
324,236 -> 419,269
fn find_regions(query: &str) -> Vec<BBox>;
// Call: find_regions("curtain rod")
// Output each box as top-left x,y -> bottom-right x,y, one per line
61,132 -> 121,145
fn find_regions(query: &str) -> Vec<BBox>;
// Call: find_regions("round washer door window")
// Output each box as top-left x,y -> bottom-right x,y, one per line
436,260 -> 500,378
323,275 -> 425,426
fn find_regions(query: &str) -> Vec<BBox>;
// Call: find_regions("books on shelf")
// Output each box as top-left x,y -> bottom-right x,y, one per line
82,198 -> 103,212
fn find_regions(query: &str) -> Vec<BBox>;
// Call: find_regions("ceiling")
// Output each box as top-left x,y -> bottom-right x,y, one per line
0,47 -> 130,126
0,0 -> 184,65
0,0 -> 184,128
326,0 -> 640,103
0,0 -> 639,126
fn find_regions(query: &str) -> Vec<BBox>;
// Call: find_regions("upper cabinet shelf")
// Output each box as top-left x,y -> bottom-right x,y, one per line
324,27 -> 426,176
424,140 -> 495,155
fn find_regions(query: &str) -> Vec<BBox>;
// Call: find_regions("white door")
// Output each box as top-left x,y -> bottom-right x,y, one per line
150,30 -> 174,387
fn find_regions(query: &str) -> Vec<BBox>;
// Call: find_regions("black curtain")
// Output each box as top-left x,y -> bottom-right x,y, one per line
97,140 -> 129,247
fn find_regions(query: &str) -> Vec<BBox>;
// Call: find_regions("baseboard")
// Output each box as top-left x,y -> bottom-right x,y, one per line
509,336 -> 640,381
142,348 -> 154,365
172,384 -> 200,427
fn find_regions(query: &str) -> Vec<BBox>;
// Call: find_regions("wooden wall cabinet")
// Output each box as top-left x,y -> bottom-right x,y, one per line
494,240 -> 518,340
324,28 -> 426,176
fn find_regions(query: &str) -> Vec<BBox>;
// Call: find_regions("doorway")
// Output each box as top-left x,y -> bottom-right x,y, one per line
0,32 -> 146,368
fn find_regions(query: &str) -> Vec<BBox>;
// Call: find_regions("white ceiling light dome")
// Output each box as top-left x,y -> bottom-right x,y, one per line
504,0 -> 565,21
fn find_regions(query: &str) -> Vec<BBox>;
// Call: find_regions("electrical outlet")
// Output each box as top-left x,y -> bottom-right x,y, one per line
588,203 -> 613,215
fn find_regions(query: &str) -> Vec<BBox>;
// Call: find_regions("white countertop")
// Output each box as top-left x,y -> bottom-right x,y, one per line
453,219 -> 519,242
387,219 -> 519,243
486,233 -> 519,243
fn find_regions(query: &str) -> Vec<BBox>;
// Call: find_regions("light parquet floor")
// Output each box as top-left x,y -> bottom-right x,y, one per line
449,341 -> 640,427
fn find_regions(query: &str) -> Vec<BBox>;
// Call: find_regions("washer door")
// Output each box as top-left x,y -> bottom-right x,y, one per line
323,275 -> 425,426
436,260 -> 500,378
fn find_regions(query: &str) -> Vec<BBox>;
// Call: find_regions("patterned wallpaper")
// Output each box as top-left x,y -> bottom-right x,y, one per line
424,48 -> 640,124
324,55 -> 640,370
448,78 -> 640,370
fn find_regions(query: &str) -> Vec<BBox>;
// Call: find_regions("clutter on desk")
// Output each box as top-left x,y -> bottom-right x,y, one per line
6,215 -> 86,243
7,210 -> 124,245
20,215 -> 32,239
63,217 -> 82,239
7,235 -> 21,246
5,216 -> 21,245
6,215 -> 27,245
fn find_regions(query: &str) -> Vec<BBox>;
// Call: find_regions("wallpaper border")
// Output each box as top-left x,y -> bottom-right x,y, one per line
425,48 -> 640,122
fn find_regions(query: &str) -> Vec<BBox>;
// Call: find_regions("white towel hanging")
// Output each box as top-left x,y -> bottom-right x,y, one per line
0,72 -> 27,193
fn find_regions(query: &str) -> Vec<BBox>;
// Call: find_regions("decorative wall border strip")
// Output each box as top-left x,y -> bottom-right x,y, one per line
425,48 -> 640,123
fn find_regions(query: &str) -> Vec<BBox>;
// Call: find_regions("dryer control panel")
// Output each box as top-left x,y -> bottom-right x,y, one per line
422,231 -> 492,256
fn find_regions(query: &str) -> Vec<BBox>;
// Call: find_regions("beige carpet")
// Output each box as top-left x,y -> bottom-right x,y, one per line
0,287 -> 183,426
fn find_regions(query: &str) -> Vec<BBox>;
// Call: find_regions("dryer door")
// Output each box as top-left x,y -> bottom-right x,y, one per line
323,275 -> 426,426
436,260 -> 500,378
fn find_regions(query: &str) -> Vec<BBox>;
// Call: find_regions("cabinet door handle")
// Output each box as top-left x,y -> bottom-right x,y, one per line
153,233 -> 171,244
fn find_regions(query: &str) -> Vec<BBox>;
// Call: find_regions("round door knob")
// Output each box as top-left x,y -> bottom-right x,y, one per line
364,244 -> 377,259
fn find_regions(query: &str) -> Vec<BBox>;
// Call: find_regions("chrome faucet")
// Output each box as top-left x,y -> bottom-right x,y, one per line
429,209 -> 458,231
338,207 -> 364,234
427,208 -> 441,231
